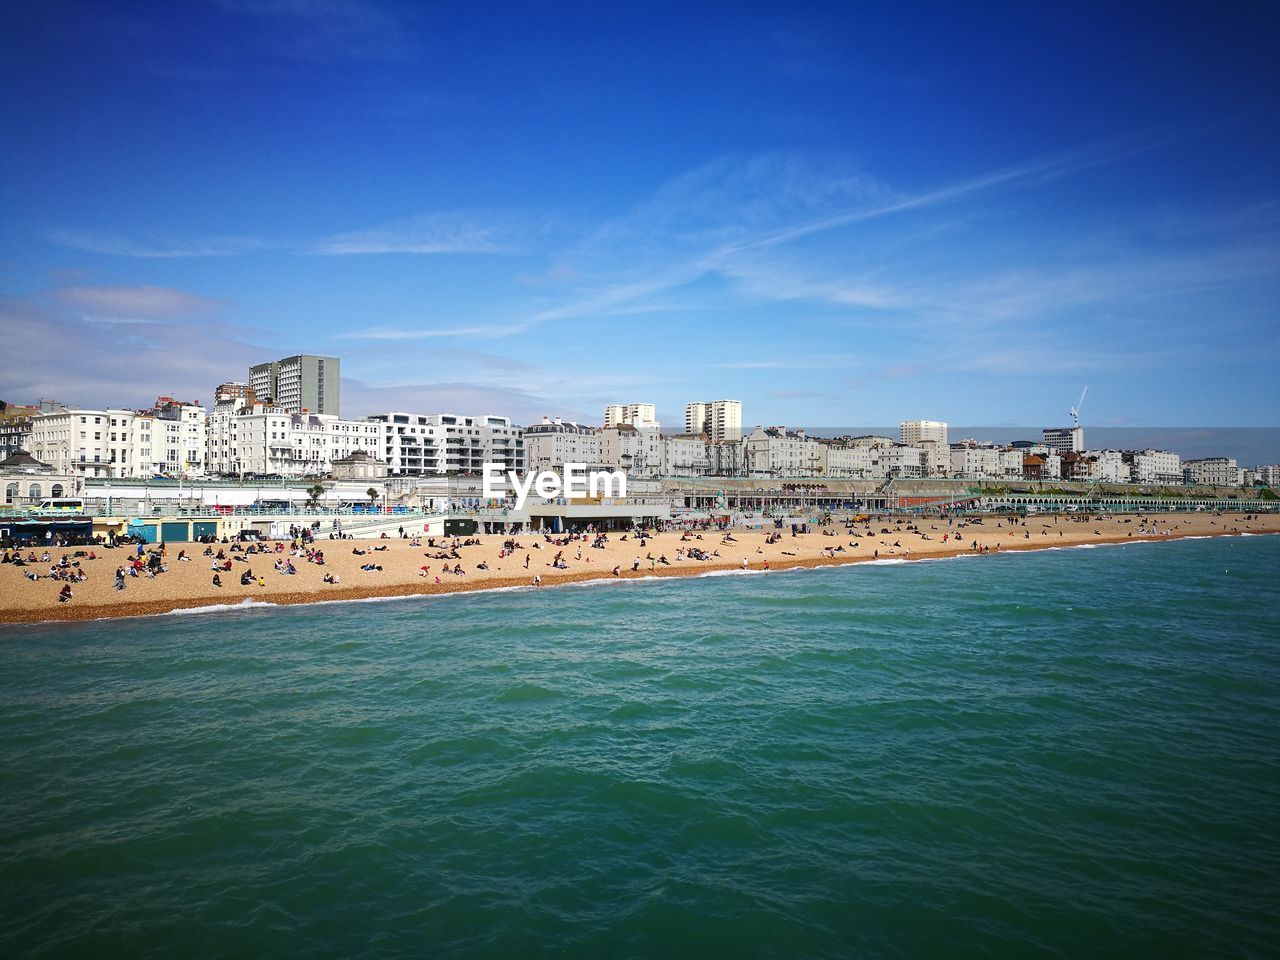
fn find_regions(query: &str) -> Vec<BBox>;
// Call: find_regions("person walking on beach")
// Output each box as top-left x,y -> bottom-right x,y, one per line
114,567 -> 125,591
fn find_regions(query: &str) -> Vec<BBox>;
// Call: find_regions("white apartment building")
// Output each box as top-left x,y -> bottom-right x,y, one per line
206,405 -> 382,477
743,426 -> 821,476
132,409 -> 206,477
31,408 -> 142,481
1089,450 -> 1130,483
820,442 -> 882,478
881,445 -> 928,478
685,400 -> 742,443
1127,449 -> 1182,484
362,412 -> 524,476
950,446 -> 1002,478
523,418 -> 601,472
900,420 -> 948,446
598,424 -> 664,476
1184,457 -> 1240,487
1258,465 -> 1280,486
919,439 -> 950,477
948,446 -> 1025,479
603,403 -> 657,429
663,434 -> 710,476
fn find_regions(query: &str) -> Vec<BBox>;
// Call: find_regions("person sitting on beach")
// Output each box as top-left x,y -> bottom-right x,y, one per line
178,550 -> 188,562
59,583 -> 72,603
632,558 -> 641,571
657,555 -> 670,565
212,573 -> 222,587
476,561 -> 489,571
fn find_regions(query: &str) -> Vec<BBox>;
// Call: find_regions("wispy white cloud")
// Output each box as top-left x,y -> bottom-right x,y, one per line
51,284 -> 224,319
310,211 -> 517,255
45,228 -> 263,258
334,321 -> 533,340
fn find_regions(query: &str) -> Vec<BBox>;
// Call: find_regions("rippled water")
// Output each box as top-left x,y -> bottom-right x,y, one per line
3,536 -> 1279,958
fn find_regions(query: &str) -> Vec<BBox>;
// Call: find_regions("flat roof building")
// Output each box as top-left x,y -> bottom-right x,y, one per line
249,354 -> 340,416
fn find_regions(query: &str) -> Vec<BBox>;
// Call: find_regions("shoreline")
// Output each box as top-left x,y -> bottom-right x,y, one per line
3,524 -> 1274,627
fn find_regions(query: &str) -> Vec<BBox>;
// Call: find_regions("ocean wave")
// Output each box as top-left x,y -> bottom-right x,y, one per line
164,598 -> 280,616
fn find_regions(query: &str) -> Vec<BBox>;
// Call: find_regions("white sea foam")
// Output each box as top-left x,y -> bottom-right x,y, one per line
164,598 -> 280,616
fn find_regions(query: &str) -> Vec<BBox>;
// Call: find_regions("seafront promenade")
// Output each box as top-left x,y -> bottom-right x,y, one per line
2,512 -> 1276,625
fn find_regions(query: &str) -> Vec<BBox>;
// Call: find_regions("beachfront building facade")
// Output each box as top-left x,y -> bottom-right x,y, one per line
205,405 -> 382,477
248,354 -> 340,416
662,434 -> 710,476
1184,457 -> 1241,487
603,403 -> 658,429
685,400 -> 743,443
1126,449 -> 1183,484
598,424 -> 664,477
948,445 -> 1026,480
819,442 -> 881,479
743,426 -> 822,477
522,418 -> 602,472
359,412 -> 524,477
30,407 -> 146,481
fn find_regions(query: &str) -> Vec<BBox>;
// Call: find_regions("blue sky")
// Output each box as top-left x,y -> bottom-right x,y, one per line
2,1 -> 1277,428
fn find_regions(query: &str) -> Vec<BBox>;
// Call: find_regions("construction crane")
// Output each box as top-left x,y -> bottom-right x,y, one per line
1069,386 -> 1089,428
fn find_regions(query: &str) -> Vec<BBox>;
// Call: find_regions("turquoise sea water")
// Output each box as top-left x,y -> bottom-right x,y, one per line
2,535 -> 1279,959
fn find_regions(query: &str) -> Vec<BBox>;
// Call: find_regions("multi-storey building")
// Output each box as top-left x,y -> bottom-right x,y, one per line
603,403 -> 657,429
0,402 -> 42,458
1043,426 -> 1085,453
523,418 -> 601,472
743,426 -> 821,476
662,434 -> 710,476
685,400 -> 742,443
819,442 -> 881,478
248,354 -> 340,415
205,405 -> 382,477
1126,449 -> 1182,484
597,424 -> 664,476
1257,465 -> 1280,487
900,420 -> 948,446
362,412 -> 524,476
950,446 -> 1001,478
30,407 -> 143,480
1184,457 -> 1241,487
214,381 -> 256,407
1088,450 -> 1130,483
